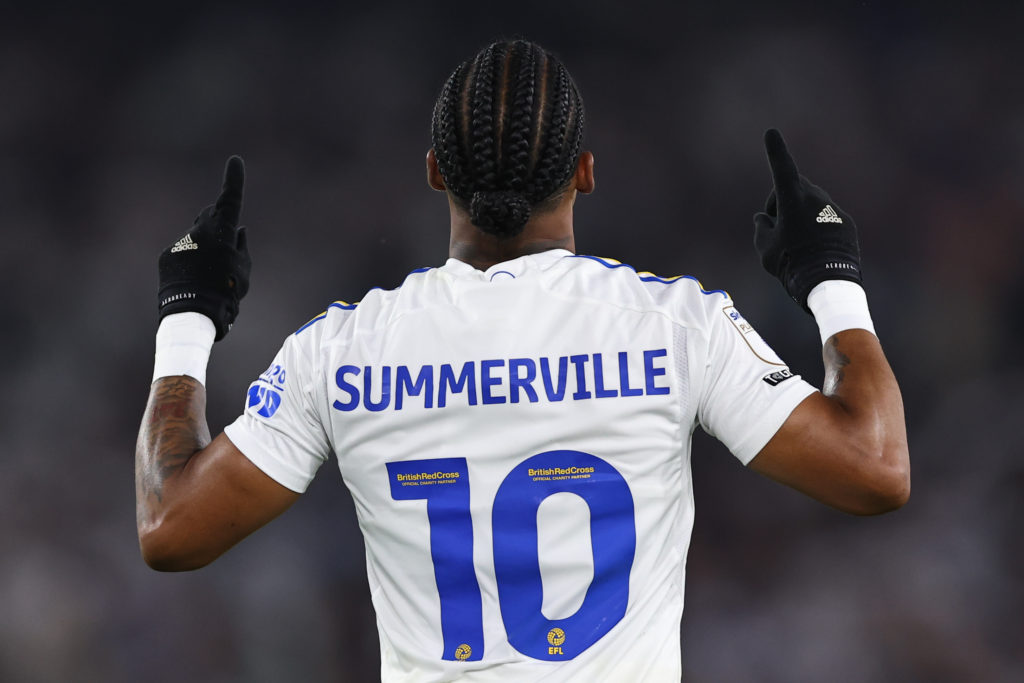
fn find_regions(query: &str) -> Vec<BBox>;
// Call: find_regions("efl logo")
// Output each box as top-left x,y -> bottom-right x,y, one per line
246,384 -> 283,418
547,627 -> 566,655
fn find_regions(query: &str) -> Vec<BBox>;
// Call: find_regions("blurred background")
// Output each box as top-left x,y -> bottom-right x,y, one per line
1,1 -> 1022,681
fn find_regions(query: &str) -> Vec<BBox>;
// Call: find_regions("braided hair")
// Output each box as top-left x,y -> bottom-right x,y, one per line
431,40 -> 586,238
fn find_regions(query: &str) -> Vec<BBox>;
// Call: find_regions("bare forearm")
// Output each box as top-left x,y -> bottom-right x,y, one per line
821,329 -> 910,503
134,374 -> 301,570
750,327 -> 910,514
135,376 -> 210,535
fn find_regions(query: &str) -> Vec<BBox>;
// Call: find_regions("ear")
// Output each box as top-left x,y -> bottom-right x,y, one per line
574,151 -> 595,194
426,149 -> 446,191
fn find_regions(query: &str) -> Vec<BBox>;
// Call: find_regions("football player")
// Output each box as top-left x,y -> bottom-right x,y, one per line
136,40 -> 909,682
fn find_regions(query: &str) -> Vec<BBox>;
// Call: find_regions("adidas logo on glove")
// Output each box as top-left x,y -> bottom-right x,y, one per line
170,234 -> 199,252
816,205 -> 843,224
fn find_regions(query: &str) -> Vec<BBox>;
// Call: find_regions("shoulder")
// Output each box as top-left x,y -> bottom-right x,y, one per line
558,253 -> 733,326
290,264 -> 444,341
293,300 -> 359,336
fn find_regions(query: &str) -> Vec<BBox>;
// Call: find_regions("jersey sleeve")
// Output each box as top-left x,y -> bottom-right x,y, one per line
696,301 -> 817,465
223,330 -> 331,493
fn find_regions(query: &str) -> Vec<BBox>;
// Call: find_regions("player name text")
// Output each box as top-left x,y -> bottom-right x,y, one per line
332,349 -> 670,412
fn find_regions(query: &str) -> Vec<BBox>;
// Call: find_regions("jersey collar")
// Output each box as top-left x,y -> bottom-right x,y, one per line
441,249 -> 574,280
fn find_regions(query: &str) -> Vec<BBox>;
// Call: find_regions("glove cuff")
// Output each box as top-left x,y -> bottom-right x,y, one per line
153,312 -> 216,385
786,245 -> 862,312
807,280 -> 875,346
158,285 -> 238,341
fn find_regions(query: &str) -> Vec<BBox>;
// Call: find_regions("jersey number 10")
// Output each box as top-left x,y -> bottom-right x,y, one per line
387,450 -> 636,663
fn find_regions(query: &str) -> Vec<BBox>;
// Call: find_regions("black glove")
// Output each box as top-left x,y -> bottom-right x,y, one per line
753,129 -> 862,312
158,156 -> 251,341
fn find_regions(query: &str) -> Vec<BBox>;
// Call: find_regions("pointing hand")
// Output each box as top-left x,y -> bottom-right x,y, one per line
753,129 -> 862,312
157,156 -> 252,341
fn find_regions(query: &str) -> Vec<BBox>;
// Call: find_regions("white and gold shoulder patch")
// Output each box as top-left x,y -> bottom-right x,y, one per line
722,306 -> 787,367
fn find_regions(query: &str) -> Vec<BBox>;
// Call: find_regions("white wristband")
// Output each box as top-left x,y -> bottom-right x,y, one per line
806,280 -> 876,346
152,312 -> 217,385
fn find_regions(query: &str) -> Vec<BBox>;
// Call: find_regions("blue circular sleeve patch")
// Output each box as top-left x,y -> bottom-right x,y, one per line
246,384 -> 283,418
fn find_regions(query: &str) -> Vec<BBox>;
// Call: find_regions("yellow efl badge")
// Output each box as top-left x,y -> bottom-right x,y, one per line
454,644 -> 472,661
547,627 -> 566,655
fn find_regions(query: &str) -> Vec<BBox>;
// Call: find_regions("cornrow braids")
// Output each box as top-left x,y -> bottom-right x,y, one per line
431,62 -> 469,202
468,43 -> 501,191
431,40 -> 586,238
529,63 -> 572,203
502,45 -> 537,193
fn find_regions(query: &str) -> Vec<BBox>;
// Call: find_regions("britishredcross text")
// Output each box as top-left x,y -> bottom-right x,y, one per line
332,349 -> 671,412
394,471 -> 460,482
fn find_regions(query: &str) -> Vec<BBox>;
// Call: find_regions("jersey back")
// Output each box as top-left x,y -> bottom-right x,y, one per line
225,249 -> 815,682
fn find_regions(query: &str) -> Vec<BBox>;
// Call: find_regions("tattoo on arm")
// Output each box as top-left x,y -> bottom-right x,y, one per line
136,376 -> 211,518
822,336 -> 851,396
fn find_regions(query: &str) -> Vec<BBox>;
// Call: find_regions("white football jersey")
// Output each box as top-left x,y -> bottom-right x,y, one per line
224,249 -> 816,682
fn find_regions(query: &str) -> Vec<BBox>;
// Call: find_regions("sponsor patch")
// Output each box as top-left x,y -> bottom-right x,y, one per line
722,306 -> 787,367
246,384 -> 282,417
762,368 -> 795,386
723,306 -> 756,336
245,363 -> 287,418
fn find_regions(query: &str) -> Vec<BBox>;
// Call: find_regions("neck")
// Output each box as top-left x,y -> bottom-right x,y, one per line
447,194 -> 576,271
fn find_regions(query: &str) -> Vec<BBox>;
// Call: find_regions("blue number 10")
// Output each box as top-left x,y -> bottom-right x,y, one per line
387,450 -> 636,663
386,458 -> 484,661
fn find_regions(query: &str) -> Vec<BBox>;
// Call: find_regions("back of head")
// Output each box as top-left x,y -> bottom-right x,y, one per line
431,40 -> 586,238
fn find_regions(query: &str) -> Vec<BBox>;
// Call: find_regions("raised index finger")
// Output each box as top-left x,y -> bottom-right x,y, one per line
763,129 -> 800,200
214,155 -> 245,228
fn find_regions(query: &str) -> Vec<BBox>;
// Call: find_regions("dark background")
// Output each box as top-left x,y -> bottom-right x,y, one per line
2,1 -> 1022,681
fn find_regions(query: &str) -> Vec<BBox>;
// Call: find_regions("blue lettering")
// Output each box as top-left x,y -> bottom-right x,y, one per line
643,349 -> 670,395
618,352 -> 643,397
570,354 -> 591,400
481,359 -> 506,405
540,357 -> 568,402
592,353 -> 618,398
508,358 -> 538,403
364,365 -> 392,411
396,365 -> 434,410
438,362 -> 477,407
331,351 -> 667,412
333,365 -> 361,411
